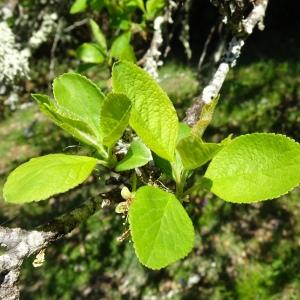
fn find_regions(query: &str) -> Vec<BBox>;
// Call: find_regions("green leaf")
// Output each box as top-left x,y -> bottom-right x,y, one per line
4,154 -> 97,203
177,122 -> 191,142
70,0 -> 87,14
112,61 -> 178,161
99,93 -> 132,147
89,19 -> 107,52
177,136 -> 222,170
32,94 -> 100,148
153,123 -> 191,180
153,153 -> 172,177
53,73 -> 105,132
191,95 -> 219,138
89,0 -> 104,10
129,186 -> 194,269
123,0 -> 145,11
76,43 -> 105,64
116,140 -> 152,172
164,122 -> 192,181
145,0 -> 166,20
205,133 -> 300,203
109,32 -> 136,63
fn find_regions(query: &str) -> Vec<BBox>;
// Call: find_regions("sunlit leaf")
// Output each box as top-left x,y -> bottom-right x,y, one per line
53,73 -> 105,132
99,93 -> 132,147
205,133 -> 300,203
4,154 -> 98,203
129,186 -> 194,269
70,0 -> 87,14
89,19 -> 107,52
112,61 -> 178,161
110,32 -> 136,63
177,135 -> 222,170
116,140 -> 152,171
76,43 -> 106,64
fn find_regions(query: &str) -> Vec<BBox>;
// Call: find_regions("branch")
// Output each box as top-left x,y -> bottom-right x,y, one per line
0,0 -> 18,19
0,197 -> 103,300
140,0 -> 177,80
179,0 -> 192,60
184,0 -> 269,126
197,23 -> 218,72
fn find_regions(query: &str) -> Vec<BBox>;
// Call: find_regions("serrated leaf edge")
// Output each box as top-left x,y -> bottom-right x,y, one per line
3,154 -> 97,203
207,132 -> 300,203
128,186 -> 195,270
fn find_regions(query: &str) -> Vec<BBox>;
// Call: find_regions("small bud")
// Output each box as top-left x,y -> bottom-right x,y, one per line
121,186 -> 132,200
32,248 -> 46,268
115,201 -> 128,214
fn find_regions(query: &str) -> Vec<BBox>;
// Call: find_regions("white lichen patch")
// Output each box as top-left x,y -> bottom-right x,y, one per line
0,22 -> 30,87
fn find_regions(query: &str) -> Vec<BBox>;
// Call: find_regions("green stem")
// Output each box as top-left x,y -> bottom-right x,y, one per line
175,171 -> 188,200
131,172 -> 137,192
106,146 -> 117,168
96,144 -> 108,160
97,160 -> 110,167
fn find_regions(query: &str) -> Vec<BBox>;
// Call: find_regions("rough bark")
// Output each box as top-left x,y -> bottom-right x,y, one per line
184,0 -> 269,126
0,197 -> 102,300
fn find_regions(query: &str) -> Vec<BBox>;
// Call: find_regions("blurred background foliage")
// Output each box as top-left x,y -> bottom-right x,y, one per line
1,0 -> 300,299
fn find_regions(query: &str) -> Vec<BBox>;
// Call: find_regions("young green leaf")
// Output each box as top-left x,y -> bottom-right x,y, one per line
53,73 -> 105,132
129,186 -> 194,269
205,133 -> 300,203
177,135 -> 222,170
109,32 -> 136,63
145,0 -> 166,20
153,123 -> 190,178
153,154 -> 173,177
177,122 -> 192,142
99,93 -> 132,147
76,43 -> 105,64
191,95 -> 219,138
124,0 -> 145,11
90,0 -> 104,10
3,154 -> 98,204
112,61 -> 178,161
70,0 -> 87,14
32,94 -> 101,148
115,140 -> 152,172
89,19 -> 107,52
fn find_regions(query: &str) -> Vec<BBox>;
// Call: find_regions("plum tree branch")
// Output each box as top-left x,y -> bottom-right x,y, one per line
184,0 -> 269,127
0,196 -> 103,300
140,0 -> 178,80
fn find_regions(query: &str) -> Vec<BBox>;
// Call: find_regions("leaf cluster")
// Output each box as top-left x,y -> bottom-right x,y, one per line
70,0 -> 166,68
4,61 -> 300,270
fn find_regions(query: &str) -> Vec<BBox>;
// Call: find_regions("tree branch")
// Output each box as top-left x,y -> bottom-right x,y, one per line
184,0 -> 269,127
0,197 -> 103,300
140,0 -> 178,80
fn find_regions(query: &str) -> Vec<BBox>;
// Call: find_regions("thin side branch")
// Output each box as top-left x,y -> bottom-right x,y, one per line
184,0 -> 269,126
140,0 -> 177,80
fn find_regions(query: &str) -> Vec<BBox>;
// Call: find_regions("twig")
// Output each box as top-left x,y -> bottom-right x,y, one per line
141,0 -> 178,80
64,18 -> 88,33
49,18 -> 64,79
163,0 -> 185,58
179,0 -> 192,60
197,23 -> 218,72
184,0 -> 269,126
